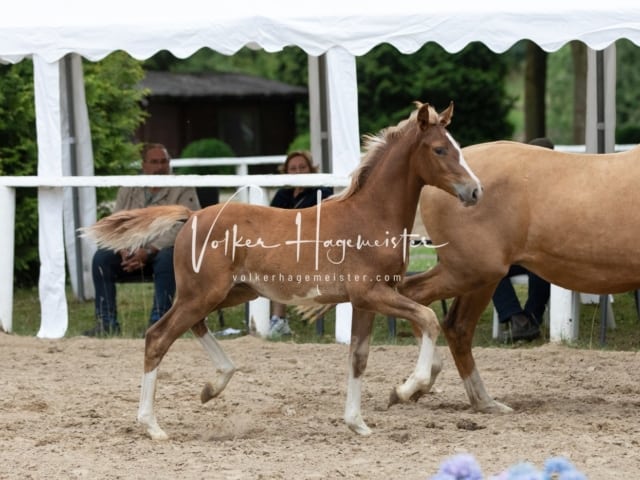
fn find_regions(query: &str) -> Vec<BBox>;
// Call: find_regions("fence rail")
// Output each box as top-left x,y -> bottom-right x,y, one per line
0,173 -> 350,188
0,161 -> 351,340
1,145 -> 637,340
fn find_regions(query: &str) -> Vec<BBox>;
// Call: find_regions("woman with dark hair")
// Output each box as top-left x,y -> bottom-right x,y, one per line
268,150 -> 333,337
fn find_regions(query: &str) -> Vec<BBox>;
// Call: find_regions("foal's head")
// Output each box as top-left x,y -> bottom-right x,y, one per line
411,102 -> 482,206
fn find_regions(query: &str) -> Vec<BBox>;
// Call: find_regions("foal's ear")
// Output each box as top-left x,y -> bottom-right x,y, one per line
417,103 -> 435,131
439,101 -> 454,127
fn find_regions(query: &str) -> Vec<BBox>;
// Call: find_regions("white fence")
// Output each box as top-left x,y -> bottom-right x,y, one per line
0,155 -> 351,340
1,145 -> 637,342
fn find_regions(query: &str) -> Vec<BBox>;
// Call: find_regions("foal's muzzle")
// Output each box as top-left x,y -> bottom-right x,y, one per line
456,182 -> 483,207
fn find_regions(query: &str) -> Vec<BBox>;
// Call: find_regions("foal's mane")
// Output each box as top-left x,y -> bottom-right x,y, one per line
334,108 -> 422,202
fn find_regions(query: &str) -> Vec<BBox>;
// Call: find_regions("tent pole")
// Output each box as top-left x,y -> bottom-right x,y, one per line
64,54 -> 85,301
596,49 -> 608,345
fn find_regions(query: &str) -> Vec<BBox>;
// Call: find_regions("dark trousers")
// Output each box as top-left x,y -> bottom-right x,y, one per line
92,247 -> 176,329
492,265 -> 550,324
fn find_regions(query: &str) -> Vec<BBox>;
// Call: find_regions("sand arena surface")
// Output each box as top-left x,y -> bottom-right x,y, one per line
1,333 -> 639,479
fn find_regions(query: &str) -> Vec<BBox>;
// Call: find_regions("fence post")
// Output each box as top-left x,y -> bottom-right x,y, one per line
334,303 -> 352,344
0,186 -> 15,333
235,164 -> 249,203
246,185 -> 271,337
549,285 -> 579,342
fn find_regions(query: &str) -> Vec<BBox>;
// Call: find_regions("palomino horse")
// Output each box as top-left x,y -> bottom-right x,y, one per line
401,140 -> 640,414
82,102 -> 482,440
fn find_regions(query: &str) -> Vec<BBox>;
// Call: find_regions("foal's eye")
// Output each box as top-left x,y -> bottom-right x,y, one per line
434,146 -> 446,156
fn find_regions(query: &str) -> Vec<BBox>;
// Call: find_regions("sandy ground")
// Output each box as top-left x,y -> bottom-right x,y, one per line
1,333 -> 640,479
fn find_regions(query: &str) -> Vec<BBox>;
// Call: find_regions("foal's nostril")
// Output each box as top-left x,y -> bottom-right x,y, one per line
468,186 -> 483,205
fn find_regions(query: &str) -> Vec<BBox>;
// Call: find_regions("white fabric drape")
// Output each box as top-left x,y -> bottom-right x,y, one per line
2,2 -> 639,63
33,55 -> 68,339
4,3 -> 640,339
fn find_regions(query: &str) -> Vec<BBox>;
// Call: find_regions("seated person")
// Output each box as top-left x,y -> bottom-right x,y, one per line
85,143 -> 201,336
493,137 -> 554,342
493,265 -> 550,341
268,150 -> 333,337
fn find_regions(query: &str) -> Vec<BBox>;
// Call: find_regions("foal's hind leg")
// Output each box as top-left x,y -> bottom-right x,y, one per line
138,300 -> 221,440
191,320 -> 236,403
138,305 -> 192,440
344,309 -> 375,436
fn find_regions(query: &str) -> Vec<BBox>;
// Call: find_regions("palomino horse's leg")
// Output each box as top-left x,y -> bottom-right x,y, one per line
191,319 -> 236,403
344,309 -> 375,436
442,287 -> 512,413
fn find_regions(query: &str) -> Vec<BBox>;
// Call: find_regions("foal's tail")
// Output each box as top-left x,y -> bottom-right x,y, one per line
294,304 -> 335,324
80,205 -> 193,252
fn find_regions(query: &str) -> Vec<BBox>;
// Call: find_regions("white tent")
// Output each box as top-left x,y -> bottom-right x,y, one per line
1,1 -> 640,339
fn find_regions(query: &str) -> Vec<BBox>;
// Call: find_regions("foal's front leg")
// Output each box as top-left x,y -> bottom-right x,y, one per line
355,283 -> 442,407
344,309 -> 375,436
388,304 -> 442,406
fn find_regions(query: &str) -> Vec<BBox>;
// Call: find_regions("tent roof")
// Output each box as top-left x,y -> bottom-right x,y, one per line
2,1 -> 640,63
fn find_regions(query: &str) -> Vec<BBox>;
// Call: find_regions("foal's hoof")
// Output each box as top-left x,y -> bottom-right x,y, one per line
139,419 -> 169,441
200,382 -> 222,403
345,415 -> 372,436
388,388 -> 401,408
147,427 -> 169,441
388,386 -> 431,408
476,399 -> 513,414
200,369 -> 236,403
409,390 -> 427,402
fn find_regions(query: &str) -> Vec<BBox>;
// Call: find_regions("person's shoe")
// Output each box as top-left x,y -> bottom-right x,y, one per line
499,322 -> 512,343
279,318 -> 292,335
509,313 -> 540,342
269,316 -> 292,337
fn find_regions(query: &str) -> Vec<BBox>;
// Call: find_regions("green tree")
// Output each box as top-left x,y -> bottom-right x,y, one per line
84,52 -> 148,183
145,45 -> 514,147
356,43 -> 515,146
0,61 -> 39,284
616,39 -> 640,143
0,52 -> 147,286
546,45 -> 575,144
176,138 -> 235,175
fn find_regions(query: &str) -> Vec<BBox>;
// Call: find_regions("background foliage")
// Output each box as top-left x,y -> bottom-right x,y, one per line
0,52 -> 146,286
175,138 -> 236,175
356,42 -> 514,145
615,39 -> 640,143
146,44 -> 515,147
4,41 -> 640,287
0,61 -> 38,282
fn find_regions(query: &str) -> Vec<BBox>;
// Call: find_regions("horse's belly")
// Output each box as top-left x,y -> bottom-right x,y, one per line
526,253 -> 640,294
251,281 -> 346,305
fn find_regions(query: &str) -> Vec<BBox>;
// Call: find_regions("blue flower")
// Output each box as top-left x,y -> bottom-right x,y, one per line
503,462 -> 543,480
543,457 -> 587,480
429,454 -> 588,480
430,453 -> 483,480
